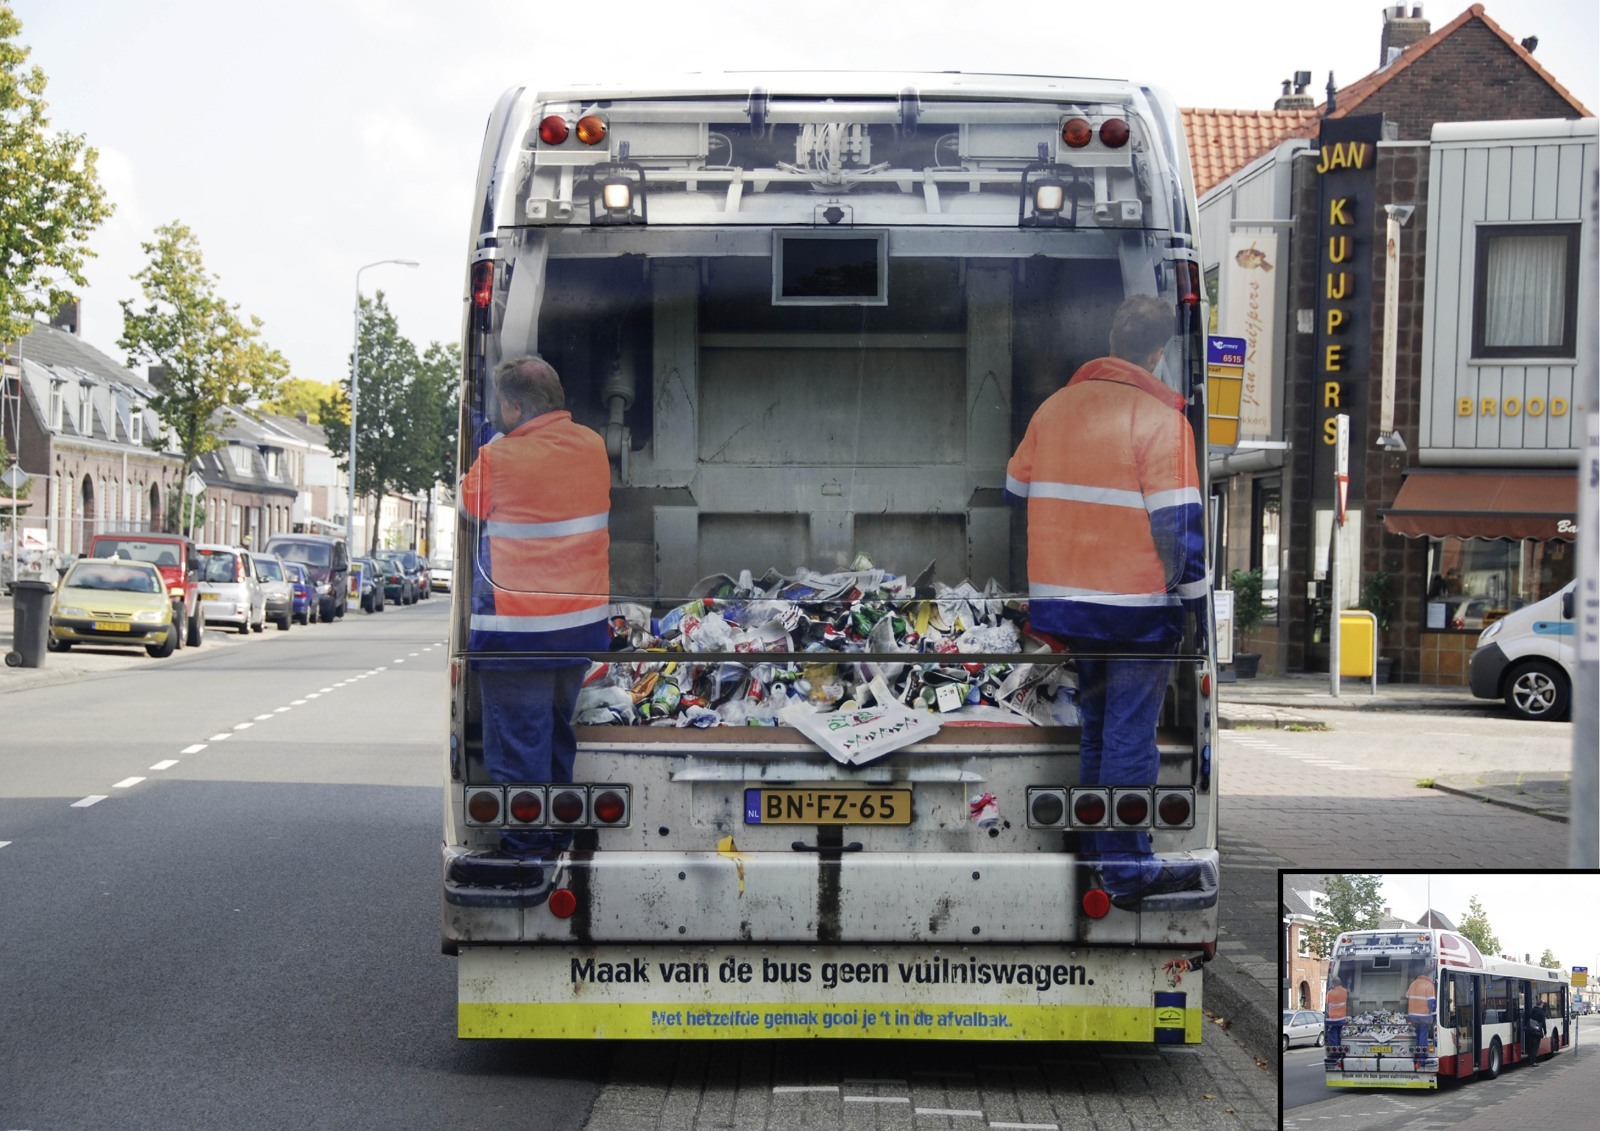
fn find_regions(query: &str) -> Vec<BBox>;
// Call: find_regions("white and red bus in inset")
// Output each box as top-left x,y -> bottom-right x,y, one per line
1325,928 -> 1570,1088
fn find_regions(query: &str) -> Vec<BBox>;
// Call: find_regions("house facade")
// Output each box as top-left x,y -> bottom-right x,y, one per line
1190,4 -> 1593,682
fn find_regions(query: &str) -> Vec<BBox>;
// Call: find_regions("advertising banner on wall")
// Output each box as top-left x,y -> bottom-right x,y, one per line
1222,229 -> 1283,439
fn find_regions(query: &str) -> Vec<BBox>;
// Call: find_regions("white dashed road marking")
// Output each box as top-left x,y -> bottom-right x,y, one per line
773,1086 -> 839,1094
71,796 -> 108,808
112,777 -> 145,789
150,760 -> 179,771
181,744 -> 207,754
208,733 -> 232,741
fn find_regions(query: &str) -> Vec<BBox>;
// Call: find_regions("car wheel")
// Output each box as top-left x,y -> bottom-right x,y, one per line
173,605 -> 187,650
277,613 -> 291,631
1505,660 -> 1570,721
146,628 -> 177,659
1282,1035 -> 1289,1052
187,606 -> 204,647
1315,1030 -> 1324,1047
52,638 -> 72,652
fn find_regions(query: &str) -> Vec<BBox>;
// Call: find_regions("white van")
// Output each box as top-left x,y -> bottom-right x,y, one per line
1468,581 -> 1577,721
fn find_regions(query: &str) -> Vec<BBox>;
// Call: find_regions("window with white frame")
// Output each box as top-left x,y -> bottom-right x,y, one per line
1473,223 -> 1580,358
49,381 -> 65,429
77,386 -> 92,434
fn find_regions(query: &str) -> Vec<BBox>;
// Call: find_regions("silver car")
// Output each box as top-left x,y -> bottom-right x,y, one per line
1283,1009 -> 1324,1051
196,544 -> 266,634
254,553 -> 295,631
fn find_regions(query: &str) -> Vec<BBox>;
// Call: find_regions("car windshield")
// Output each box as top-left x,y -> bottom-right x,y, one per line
273,541 -> 332,567
68,563 -> 160,593
92,539 -> 183,568
1282,1012 -> 1294,1024
199,552 -> 238,582
257,558 -> 284,581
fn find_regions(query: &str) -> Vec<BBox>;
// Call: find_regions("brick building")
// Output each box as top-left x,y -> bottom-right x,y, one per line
1189,4 -> 1593,682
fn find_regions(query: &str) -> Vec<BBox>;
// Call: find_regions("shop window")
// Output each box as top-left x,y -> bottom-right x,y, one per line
1424,536 -> 1574,632
1472,224 -> 1580,358
1251,478 -> 1281,623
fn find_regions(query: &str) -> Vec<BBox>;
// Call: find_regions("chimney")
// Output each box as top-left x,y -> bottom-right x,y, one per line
49,299 -> 80,336
1381,4 -> 1431,66
1275,70 -> 1315,110
296,410 -> 310,424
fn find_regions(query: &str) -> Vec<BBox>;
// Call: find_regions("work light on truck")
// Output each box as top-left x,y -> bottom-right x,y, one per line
1032,177 -> 1067,219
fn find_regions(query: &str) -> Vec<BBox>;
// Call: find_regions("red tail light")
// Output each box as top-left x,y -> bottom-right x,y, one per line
549,888 -> 578,918
1099,118 -> 1131,147
1073,792 -> 1108,826
592,790 -> 627,824
471,260 -> 493,310
1174,260 -> 1201,307
550,789 -> 586,825
234,559 -> 245,582
1061,117 -> 1093,148
1114,791 -> 1150,826
466,789 -> 501,825
538,115 -> 570,145
509,789 -> 543,824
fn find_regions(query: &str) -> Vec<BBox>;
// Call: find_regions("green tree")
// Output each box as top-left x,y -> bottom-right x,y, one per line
1304,874 -> 1385,960
1457,895 -> 1500,957
320,291 -> 445,554
0,4 -> 113,344
118,222 -> 289,467
260,376 -> 338,425
1538,948 -> 1560,969
411,341 -> 460,557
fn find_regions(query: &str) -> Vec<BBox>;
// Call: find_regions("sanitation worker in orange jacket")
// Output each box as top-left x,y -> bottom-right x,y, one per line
1325,975 -> 1348,1054
1006,294 -> 1212,910
1406,972 -> 1436,1068
460,355 -> 610,855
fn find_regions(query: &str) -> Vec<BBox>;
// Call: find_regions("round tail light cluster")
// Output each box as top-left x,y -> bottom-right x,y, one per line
538,113 -> 608,147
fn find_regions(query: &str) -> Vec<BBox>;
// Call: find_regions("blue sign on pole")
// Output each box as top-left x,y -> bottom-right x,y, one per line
1207,335 -> 1246,369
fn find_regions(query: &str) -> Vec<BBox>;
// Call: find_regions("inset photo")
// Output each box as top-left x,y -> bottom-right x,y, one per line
1281,871 -> 1597,1129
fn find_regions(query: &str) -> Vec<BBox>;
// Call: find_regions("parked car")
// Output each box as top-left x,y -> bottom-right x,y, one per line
263,534 -> 349,622
352,557 -> 386,613
1283,1009 -> 1324,1051
430,556 -> 453,593
253,553 -> 295,631
196,543 -> 266,634
1470,580 -> 1576,721
374,551 -> 418,605
49,558 -> 178,658
281,561 -> 317,625
385,549 -> 430,601
85,530 -> 205,648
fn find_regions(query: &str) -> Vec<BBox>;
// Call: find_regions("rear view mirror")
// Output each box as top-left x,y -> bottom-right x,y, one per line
1562,589 -> 1575,619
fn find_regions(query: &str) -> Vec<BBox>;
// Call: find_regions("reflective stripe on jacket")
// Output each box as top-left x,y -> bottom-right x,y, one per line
1005,356 -> 1206,648
459,410 -> 611,654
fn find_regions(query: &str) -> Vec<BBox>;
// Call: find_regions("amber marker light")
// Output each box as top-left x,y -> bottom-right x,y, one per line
576,114 -> 608,145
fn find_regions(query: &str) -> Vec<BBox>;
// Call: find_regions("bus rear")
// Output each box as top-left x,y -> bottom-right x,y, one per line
443,73 -> 1219,1043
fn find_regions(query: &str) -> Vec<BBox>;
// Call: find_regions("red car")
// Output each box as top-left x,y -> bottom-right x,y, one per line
85,530 -> 206,648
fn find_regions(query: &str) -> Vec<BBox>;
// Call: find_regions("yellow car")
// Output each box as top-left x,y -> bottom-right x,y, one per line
50,558 -> 178,658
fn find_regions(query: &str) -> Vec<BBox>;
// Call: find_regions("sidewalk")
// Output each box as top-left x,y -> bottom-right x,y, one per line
1444,1036 -> 1600,1130
1216,671 -> 1571,823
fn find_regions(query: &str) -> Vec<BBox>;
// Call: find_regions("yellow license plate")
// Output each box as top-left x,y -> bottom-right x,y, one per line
1367,1045 -> 1393,1053
744,788 -> 912,825
201,593 -> 219,600
92,621 -> 132,632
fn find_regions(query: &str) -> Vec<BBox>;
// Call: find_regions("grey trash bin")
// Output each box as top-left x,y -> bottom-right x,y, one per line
6,579 -> 54,668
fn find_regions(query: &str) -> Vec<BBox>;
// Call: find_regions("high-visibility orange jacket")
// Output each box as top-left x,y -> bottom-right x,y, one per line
1005,356 -> 1206,647
1406,975 -> 1436,1019
1326,985 -> 1348,1021
459,410 -> 610,653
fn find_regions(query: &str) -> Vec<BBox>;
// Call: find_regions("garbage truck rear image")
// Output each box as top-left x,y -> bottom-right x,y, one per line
443,72 -> 1221,1043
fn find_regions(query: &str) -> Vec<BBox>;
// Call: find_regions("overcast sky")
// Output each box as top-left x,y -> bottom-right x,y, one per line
1376,872 -> 1600,977
13,0 -> 1598,389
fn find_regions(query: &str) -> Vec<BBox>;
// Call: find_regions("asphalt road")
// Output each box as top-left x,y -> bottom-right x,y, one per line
1,599 -> 1277,1131
1285,1015 -> 1600,1124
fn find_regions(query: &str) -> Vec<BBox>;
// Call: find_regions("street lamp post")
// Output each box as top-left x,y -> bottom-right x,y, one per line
348,258 -> 419,557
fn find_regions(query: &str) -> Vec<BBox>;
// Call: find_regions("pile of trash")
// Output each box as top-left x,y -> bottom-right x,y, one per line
576,560 -> 1077,729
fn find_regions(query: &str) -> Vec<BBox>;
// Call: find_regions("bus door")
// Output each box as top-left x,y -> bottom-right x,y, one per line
1449,971 -> 1478,1077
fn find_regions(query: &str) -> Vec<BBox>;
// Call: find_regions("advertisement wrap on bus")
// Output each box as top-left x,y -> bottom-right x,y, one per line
1325,929 -> 1570,1088
442,72 -> 1223,1043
